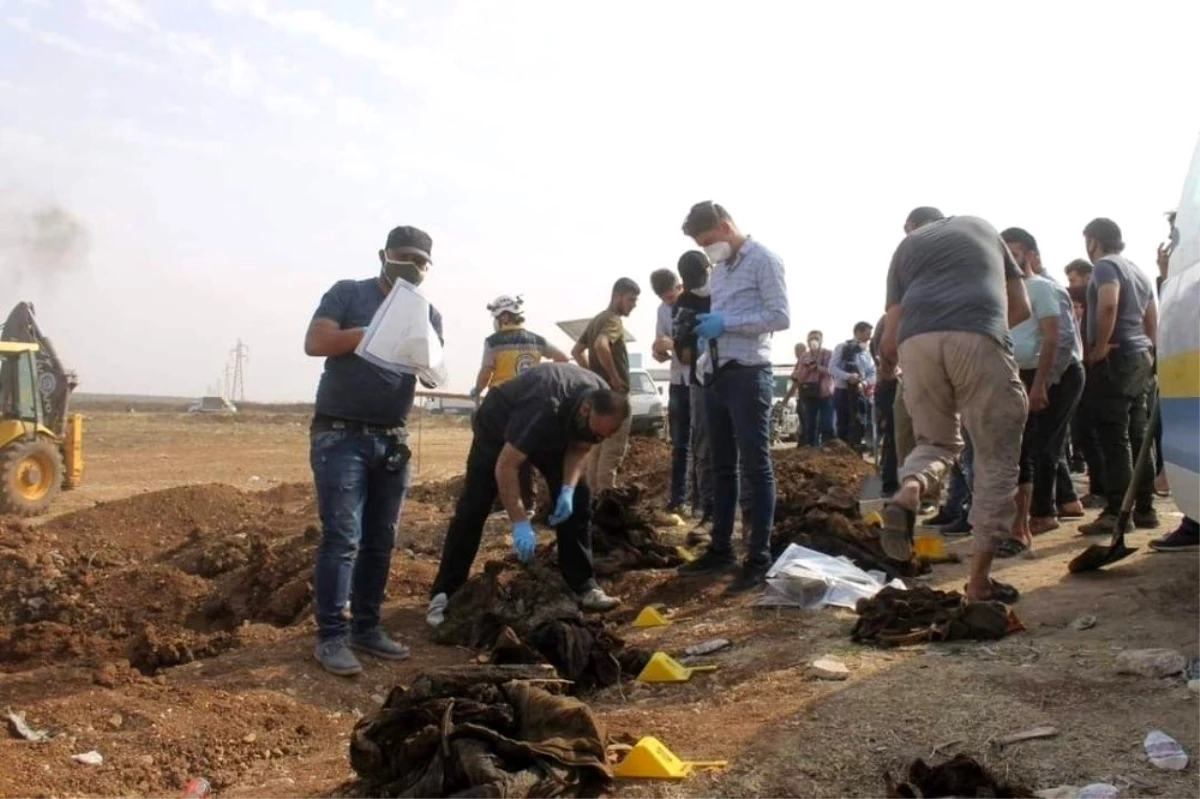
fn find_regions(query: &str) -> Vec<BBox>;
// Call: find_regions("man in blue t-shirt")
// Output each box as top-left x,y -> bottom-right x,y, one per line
303,225 -> 444,677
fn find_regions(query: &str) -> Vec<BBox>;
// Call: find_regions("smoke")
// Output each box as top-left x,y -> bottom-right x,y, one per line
0,203 -> 91,282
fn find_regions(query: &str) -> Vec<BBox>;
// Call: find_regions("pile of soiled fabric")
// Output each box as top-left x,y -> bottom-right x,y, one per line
588,486 -> 682,575
885,754 -> 1034,798
431,562 -> 648,691
348,665 -> 611,798
852,586 -> 1022,647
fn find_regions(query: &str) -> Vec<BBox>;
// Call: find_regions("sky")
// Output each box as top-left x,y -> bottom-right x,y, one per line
2,0 -> 1198,401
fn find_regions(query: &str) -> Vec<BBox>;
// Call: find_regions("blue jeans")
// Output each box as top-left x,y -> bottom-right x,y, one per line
944,429 -> 974,518
801,395 -> 835,447
668,383 -> 691,509
706,364 -> 776,565
310,428 -> 410,642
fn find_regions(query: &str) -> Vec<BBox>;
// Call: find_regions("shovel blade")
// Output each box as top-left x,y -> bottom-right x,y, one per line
1068,542 -> 1140,574
858,473 -> 884,501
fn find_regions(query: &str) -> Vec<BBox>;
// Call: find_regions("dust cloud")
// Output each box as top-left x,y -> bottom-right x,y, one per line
0,203 -> 90,282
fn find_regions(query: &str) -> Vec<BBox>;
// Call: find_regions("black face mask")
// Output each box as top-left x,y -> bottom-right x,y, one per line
382,259 -> 425,287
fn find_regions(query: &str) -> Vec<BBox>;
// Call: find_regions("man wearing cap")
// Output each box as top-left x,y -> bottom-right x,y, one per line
304,225 -> 443,677
880,208 -> 1031,604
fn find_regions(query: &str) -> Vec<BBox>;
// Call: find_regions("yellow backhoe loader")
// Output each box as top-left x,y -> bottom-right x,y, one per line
0,302 -> 83,516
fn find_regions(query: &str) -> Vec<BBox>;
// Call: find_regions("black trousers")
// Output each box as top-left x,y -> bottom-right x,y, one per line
874,378 -> 899,495
834,386 -> 865,447
1018,363 -> 1085,517
430,437 -> 596,598
1082,350 -> 1155,516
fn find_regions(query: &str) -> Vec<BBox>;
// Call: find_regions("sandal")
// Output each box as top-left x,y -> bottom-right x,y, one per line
965,579 -> 1020,604
880,501 -> 916,561
995,538 -> 1032,559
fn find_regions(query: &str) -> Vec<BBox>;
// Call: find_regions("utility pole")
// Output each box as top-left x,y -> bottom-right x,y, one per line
224,361 -> 233,399
229,339 -> 249,403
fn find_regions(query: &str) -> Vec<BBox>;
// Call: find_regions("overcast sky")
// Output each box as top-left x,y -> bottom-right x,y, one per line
2,0 -> 1197,401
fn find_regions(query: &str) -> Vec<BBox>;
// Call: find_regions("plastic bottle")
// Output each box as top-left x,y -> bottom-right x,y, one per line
181,777 -> 211,798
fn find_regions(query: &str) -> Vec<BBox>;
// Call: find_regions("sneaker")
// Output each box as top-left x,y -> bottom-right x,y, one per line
349,628 -> 410,661
939,515 -> 973,537
1133,508 -> 1160,530
1079,514 -> 1118,536
922,508 -> 957,528
1149,525 -> 1200,552
1080,494 -> 1106,509
676,548 -> 737,575
579,587 -> 621,612
426,593 -> 448,629
725,560 -> 769,594
918,502 -> 937,516
314,638 -> 363,677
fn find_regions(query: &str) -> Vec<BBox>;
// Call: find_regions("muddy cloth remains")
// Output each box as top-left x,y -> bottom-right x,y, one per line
349,665 -> 611,798
885,754 -> 1034,798
491,623 -> 650,692
589,486 -> 682,575
432,563 -> 649,690
852,586 -> 1021,647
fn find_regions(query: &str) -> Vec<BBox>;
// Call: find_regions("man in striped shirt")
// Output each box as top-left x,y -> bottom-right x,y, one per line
677,201 -> 790,593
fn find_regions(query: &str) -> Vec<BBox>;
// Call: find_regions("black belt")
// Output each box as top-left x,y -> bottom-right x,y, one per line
311,414 -> 405,437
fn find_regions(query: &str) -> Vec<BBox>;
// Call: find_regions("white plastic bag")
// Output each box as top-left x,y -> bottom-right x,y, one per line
754,544 -> 903,609
356,281 -> 448,388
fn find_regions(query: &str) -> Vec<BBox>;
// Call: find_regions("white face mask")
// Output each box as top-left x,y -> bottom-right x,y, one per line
692,284 -> 711,298
703,241 -> 732,264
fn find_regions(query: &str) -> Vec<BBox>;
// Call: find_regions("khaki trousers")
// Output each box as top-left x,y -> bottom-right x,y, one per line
894,380 -> 941,505
586,414 -> 632,493
898,331 -> 1028,552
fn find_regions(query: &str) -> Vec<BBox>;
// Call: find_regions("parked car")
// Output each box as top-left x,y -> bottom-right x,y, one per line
188,396 -> 237,414
628,368 -> 665,436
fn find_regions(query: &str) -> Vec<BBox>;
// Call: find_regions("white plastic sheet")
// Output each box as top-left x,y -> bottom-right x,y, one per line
753,544 -> 904,610
356,281 -> 448,388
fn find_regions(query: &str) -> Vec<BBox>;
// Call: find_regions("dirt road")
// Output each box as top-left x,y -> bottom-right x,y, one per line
1,412 -> 1196,798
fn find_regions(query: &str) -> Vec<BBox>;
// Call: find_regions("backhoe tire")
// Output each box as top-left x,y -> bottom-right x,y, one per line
0,438 -> 64,517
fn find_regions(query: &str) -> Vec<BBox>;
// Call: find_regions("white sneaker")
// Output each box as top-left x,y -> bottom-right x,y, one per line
579,588 -> 621,613
426,593 -> 448,628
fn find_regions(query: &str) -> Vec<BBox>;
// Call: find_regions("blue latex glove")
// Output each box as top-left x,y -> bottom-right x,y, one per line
694,312 -> 726,341
511,519 -> 536,563
548,485 -> 576,526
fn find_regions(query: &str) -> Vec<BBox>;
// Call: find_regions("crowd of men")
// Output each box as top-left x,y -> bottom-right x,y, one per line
298,207 -> 1194,677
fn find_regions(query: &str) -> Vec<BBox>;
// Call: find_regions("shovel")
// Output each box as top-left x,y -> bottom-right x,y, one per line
1068,395 -> 1159,574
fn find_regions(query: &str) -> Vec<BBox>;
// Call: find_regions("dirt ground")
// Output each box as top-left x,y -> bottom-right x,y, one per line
1,411 -> 1197,798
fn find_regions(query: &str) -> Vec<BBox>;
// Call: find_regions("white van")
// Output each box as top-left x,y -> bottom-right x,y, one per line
1159,135 -> 1200,520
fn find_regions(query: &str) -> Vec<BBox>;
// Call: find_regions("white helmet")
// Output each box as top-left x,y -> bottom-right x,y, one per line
487,294 -> 525,319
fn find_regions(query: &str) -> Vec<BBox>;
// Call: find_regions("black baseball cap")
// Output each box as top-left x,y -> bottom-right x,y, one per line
384,225 -> 433,263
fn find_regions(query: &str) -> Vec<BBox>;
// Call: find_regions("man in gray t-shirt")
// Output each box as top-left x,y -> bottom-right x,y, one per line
1078,218 -> 1159,534
879,209 -> 1031,604
886,215 -> 1023,349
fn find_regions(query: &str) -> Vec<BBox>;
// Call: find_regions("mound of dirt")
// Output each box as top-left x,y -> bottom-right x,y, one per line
0,471 -> 473,676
